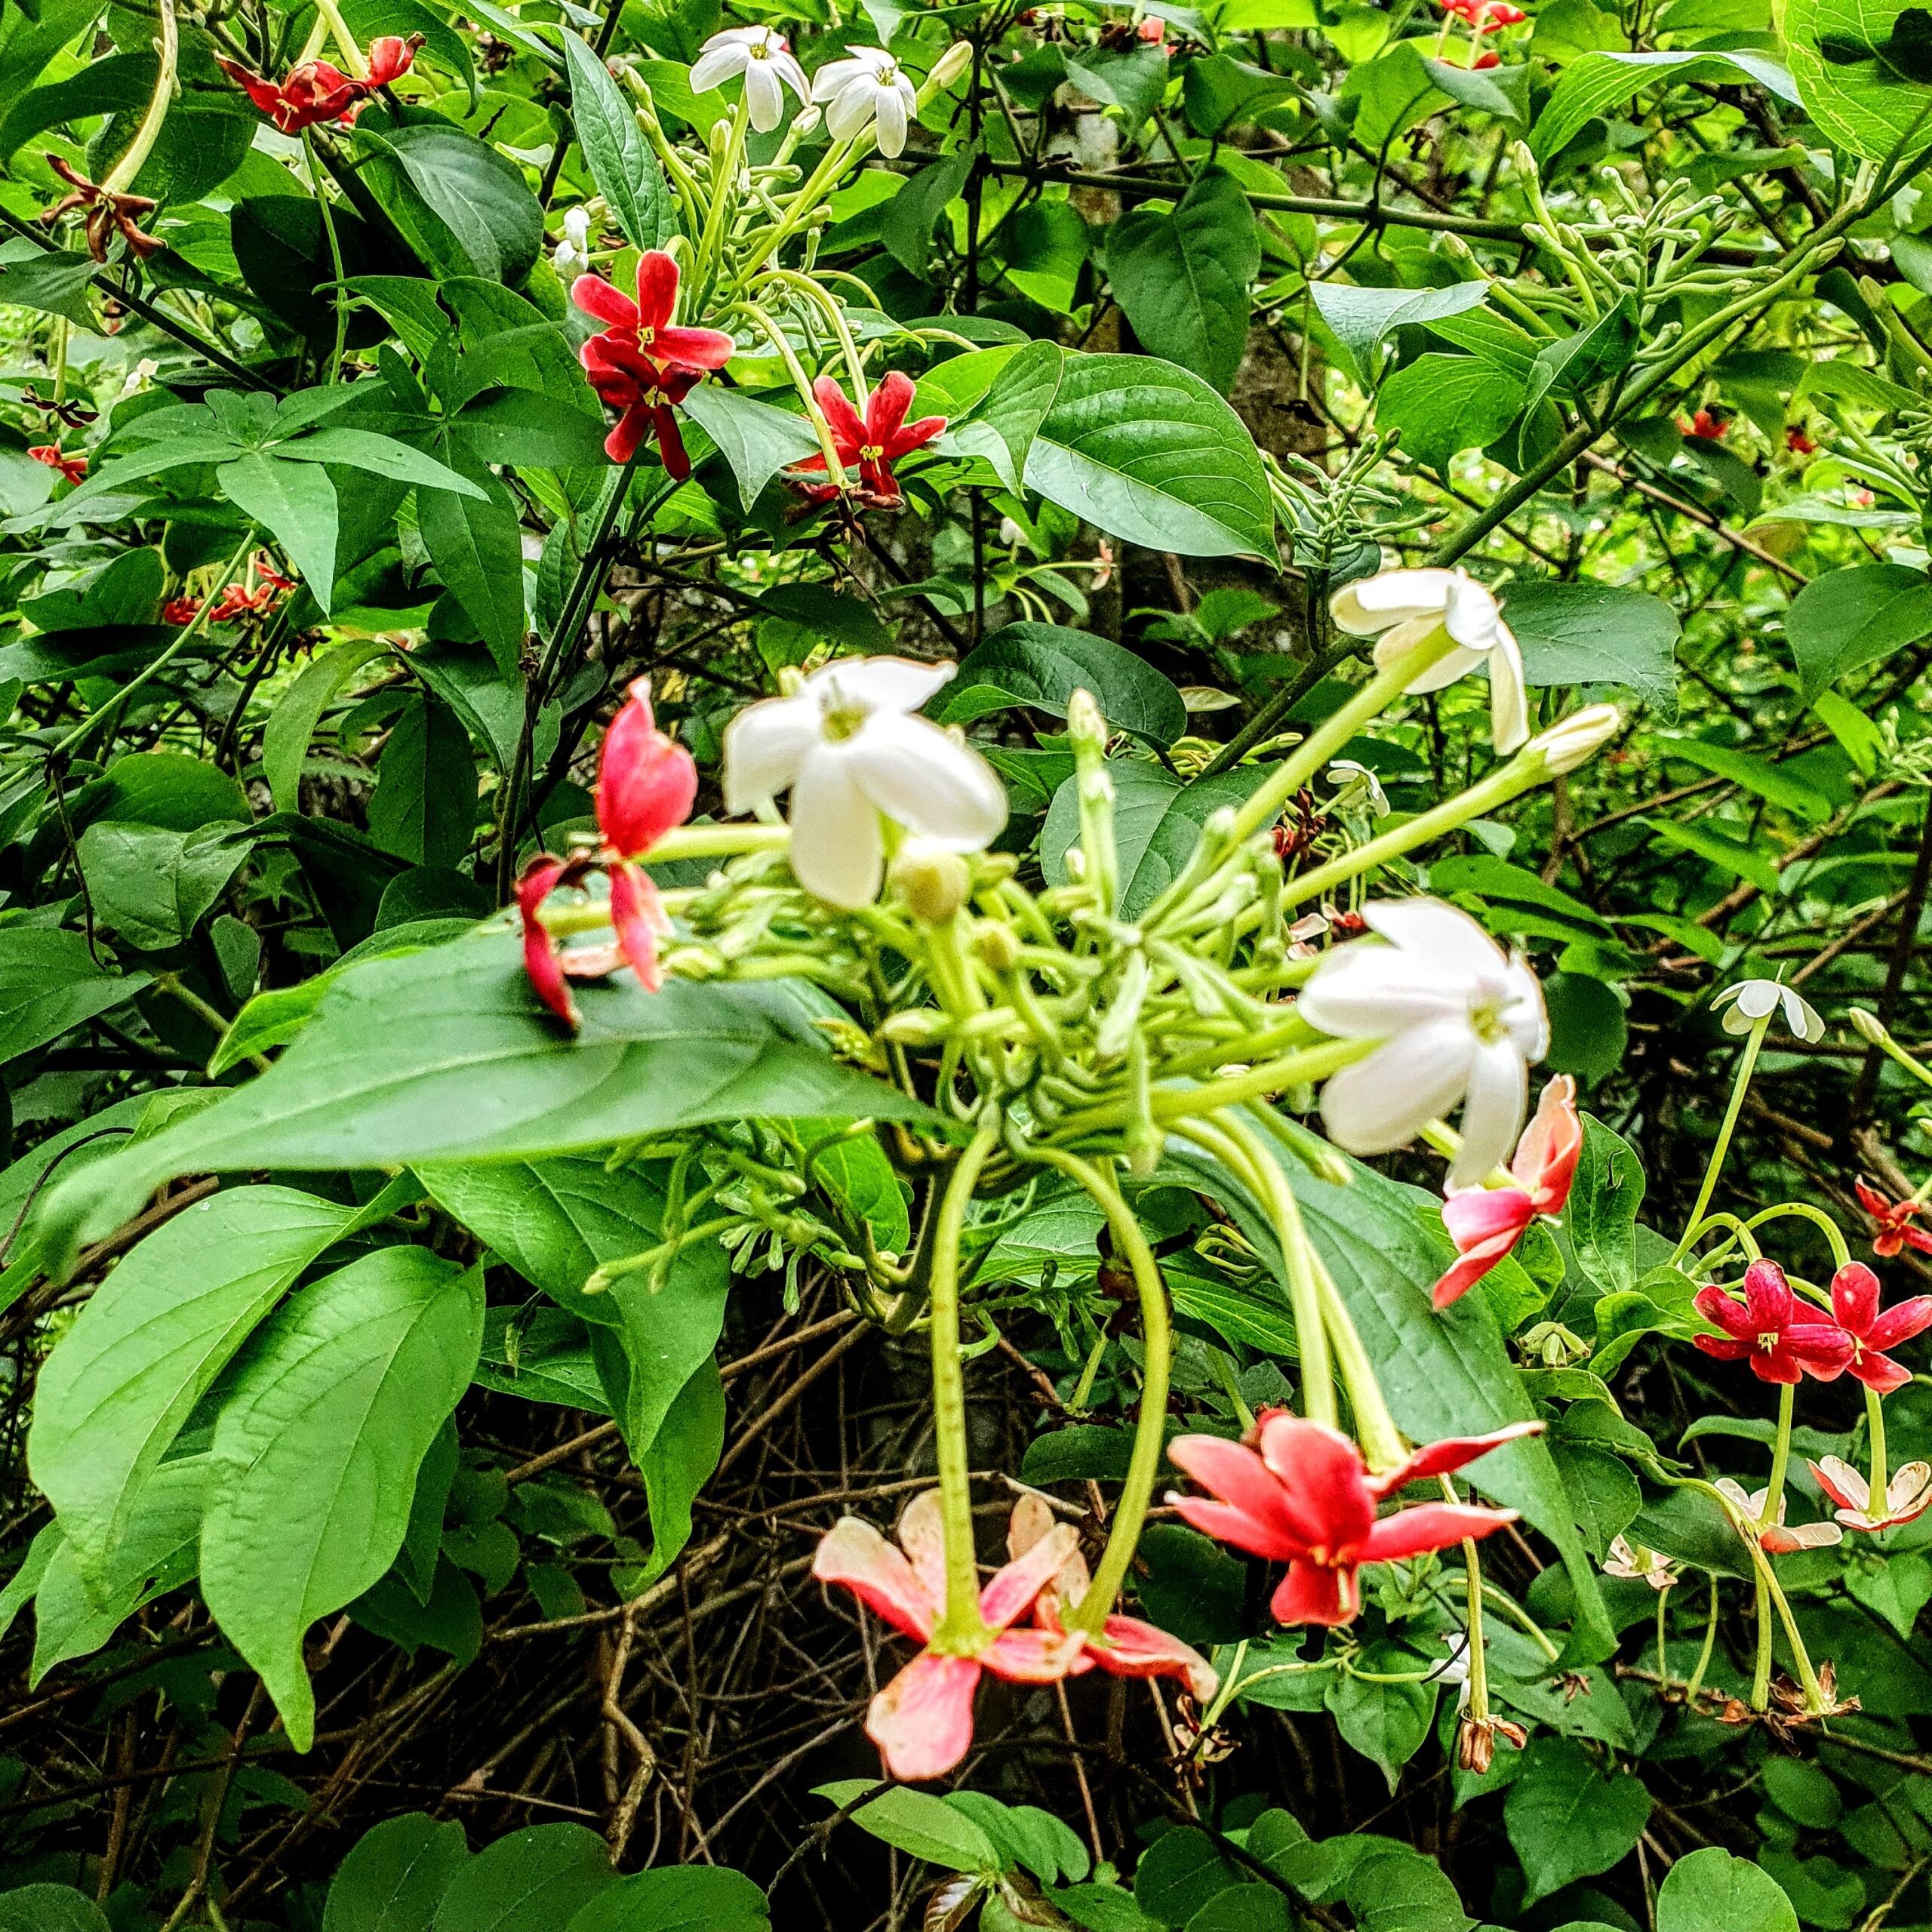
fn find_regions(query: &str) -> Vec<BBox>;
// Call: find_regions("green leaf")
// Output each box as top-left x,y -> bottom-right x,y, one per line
1564,1112 -> 1644,1298
1531,49 -> 1799,163
1787,0 -> 1932,162
1543,972 -> 1628,1085
367,694 -> 480,871
959,337 -> 1064,495
0,928 -> 151,1063
325,1813 -> 472,1932
1503,578 -> 1681,712
1592,1263 -> 1701,1377
1023,352 -> 1277,562
1656,737 -> 1831,822
1309,281 -> 1488,388
1132,1827 -> 1238,1926
937,622 -> 1187,745
0,1887 -> 109,1932
1327,1660 -> 1436,1792
358,122 -> 545,284
1641,814 -> 1779,894
454,389 -> 611,471
564,1867 -> 769,1932
1504,1737 -> 1652,1904
1783,563 -> 1932,700
1376,353 -> 1527,473
218,452 -> 338,614
1656,1848 -> 1798,1932
814,1781 -> 1002,1872
1041,763 -> 1266,917
417,460 -> 528,678
263,639 -> 389,816
201,1247 -> 484,1749
1106,168 -> 1260,397
562,32 -> 679,252
679,383 -> 823,508
622,1356 -> 724,1583
75,821 -> 248,952
0,244 -> 95,328
285,428 -> 488,497
429,1823 -> 615,1932
35,938 -> 939,1263
882,142 -> 980,278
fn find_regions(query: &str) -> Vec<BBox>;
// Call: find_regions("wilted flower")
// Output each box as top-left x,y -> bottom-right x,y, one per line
28,445 -> 86,485
1712,977 -> 1823,1041
1694,1260 -> 1854,1386
1604,1535 -> 1679,1589
690,26 -> 810,131
1828,1261 -> 1932,1395
38,157 -> 159,262
812,45 -> 920,155
1714,1478 -> 1843,1553
1297,897 -> 1548,1188
1326,759 -> 1389,817
1434,1075 -> 1581,1309
1854,1179 -> 1932,1260
811,1493 -> 1084,1781
1807,1456 -> 1932,1533
220,35 -> 420,132
790,372 -> 946,509
1166,1413 -> 1537,1626
573,251 -> 735,470
1329,567 -> 1527,755
721,657 -> 1008,909
519,680 -> 697,1026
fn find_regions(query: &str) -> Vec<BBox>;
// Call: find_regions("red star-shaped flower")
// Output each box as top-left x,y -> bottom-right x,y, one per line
1855,1179 -> 1932,1259
1693,1259 -> 1854,1386
1829,1260 -> 1932,1395
220,35 -> 421,134
791,371 -> 946,509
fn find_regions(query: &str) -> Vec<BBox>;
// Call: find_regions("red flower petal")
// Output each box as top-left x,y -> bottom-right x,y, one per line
1693,1284 -> 1757,1340
1832,1261 -> 1881,1336
634,248 -> 679,334
1269,1558 -> 1358,1626
1361,1500 -> 1516,1563
516,856 -> 577,1028
812,1515 -> 936,1642
596,679 -> 697,860
1743,1258 -> 1794,1331
866,1651 -> 980,1781
573,272 -> 638,331
1863,1294 -> 1932,1352
1367,1420 -> 1543,1497
1253,1414 -> 1377,1548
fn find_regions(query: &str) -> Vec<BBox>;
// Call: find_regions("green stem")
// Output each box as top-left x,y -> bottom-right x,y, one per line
1681,1576 -> 1719,1706
312,0 -> 368,75
693,100 -> 752,302
1750,1553 -> 1774,1712
929,1123 -> 1001,1648
1867,1384 -> 1890,1518
1028,1146 -> 1172,1636
1312,1243 -> 1403,1472
1767,1380 -> 1795,1517
1656,1586 -> 1672,1701
100,0 -> 177,197
1670,1011 -> 1771,1264
303,131 -> 349,386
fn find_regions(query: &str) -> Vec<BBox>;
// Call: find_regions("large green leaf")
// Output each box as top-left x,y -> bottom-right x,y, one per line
75,820 -> 249,951
1657,1848 -> 1799,1932
1503,578 -> 1682,712
1376,353 -> 1527,472
1531,48 -> 1798,163
358,122 -> 544,284
27,1184 -> 377,1591
217,452 -> 338,614
1503,1737 -> 1653,1904
0,928 -> 150,1063
562,31 -> 678,251
1782,563 -> 1932,700
565,1866 -> 770,1932
1023,352 -> 1277,562
1105,168 -> 1260,398
200,1246 -> 484,1749
1168,1118 -> 1617,1664
429,1823 -> 615,1932
1786,0 -> 1932,163
1309,280 -> 1488,387
34,935 -> 938,1263
263,639 -> 389,816
0,1887 -> 109,1932
937,622 -> 1188,746
680,384 -> 821,508
367,694 -> 480,870
325,1813 -> 472,1932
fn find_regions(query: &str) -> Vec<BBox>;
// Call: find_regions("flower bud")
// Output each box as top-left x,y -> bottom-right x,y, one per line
976,922 -> 1021,972
1524,703 -> 1621,777
595,678 -> 698,860
1850,1007 -> 1890,1045
889,839 -> 970,924
924,38 -> 973,96
879,1008 -> 949,1044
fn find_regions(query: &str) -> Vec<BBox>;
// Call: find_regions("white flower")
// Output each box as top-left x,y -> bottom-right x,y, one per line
811,45 -> 919,155
1330,567 -> 1529,756
690,26 -> 809,132
1433,1634 -> 1472,1713
1809,1454 -> 1932,1531
1326,758 -> 1389,817
1297,897 -> 1546,1188
722,657 -> 1008,909
1714,1478 -> 1842,1552
555,204 -> 592,279
1604,1535 -> 1678,1590
1712,977 -> 1824,1043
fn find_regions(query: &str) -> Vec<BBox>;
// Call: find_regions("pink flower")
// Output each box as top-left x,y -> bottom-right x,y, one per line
1829,1261 -> 1932,1395
1808,1455 -> 1932,1532
1854,1179 -> 1932,1260
790,371 -> 946,509
518,680 -> 694,1028
1693,1260 -> 1854,1386
1714,1478 -> 1841,1553
1167,1413 -> 1536,1627
573,252 -> 734,469
812,1492 -> 1085,1781
1433,1075 -> 1581,1308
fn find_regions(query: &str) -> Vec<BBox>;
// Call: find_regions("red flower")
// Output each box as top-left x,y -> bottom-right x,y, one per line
1855,1178 -> 1932,1259
1680,408 -> 1726,440
1693,1259 -> 1854,1385
1830,1260 -> 1932,1395
1786,426 -> 1817,455
518,680 -> 696,1027
38,156 -> 160,262
1438,0 -> 1524,28
813,1493 -> 1087,1781
220,35 -> 421,134
791,371 -> 947,510
1137,13 -> 1168,38
573,252 -> 734,471
1167,1413 -> 1537,1626
1433,1075 -> 1581,1309
162,595 -> 203,626
1472,48 -> 1501,63
28,445 -> 86,485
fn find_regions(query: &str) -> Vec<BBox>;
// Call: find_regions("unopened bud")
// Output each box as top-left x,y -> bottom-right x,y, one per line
1066,687 -> 1109,753
879,1008 -> 949,1044
1850,1007 -> 1890,1045
925,38 -> 973,95
792,102 -> 822,136
1525,703 -> 1621,777
889,840 -> 969,924
1440,232 -> 1475,263
976,922 -> 1021,972
1510,140 -> 1538,180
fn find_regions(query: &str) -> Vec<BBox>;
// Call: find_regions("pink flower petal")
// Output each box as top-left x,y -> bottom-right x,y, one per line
1270,1558 -> 1358,1626
1254,1415 -> 1378,1549
1367,1421 -> 1543,1497
1166,1435 -> 1307,1560
866,1651 -> 980,1782
813,1515 -> 936,1643
1088,1614 -> 1218,1700
980,1521 -> 1079,1631
1361,1500 -> 1516,1563
982,1626 -> 1084,1683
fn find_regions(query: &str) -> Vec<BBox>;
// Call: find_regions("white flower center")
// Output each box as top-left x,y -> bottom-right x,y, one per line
821,693 -> 870,742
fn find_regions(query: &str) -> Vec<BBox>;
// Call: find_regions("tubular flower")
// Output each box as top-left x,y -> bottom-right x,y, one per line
39,157 -> 159,262
1005,1494 -> 1217,1700
572,252 -> 734,470
811,1493 -> 1086,1782
790,372 -> 946,509
220,35 -> 420,133
1166,1413 -> 1537,1627
1714,1478 -> 1842,1554
1829,1261 -> 1932,1395
1297,897 -> 1548,1188
1433,1075 -> 1582,1309
689,26 -> 809,131
1693,1259 -> 1854,1386
28,445 -> 86,485
1808,1455 -> 1932,1533
518,680 -> 697,1027
1854,1179 -> 1932,1259
721,656 -> 1008,909
1329,567 -> 1527,755
811,45 -> 920,155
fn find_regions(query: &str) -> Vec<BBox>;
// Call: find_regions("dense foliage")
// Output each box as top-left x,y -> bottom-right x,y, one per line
6,0 -> 1932,1924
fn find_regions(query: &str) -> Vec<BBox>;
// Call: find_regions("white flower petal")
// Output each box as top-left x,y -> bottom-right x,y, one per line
1318,1022 -> 1478,1155
744,57 -> 783,129
689,43 -> 743,91
1500,955 -> 1549,1059
824,85 -> 877,140
1331,568 -> 1457,635
1441,571 -> 1503,651
721,691 -> 818,811
1382,631 -> 1478,695
788,743 -> 885,907
874,81 -> 909,155
1362,897 -> 1509,986
1297,944 -> 1469,1039
849,712 -> 1008,851
776,48 -> 811,103
1733,979 -> 1781,1021
1450,1036 -> 1529,1188
1487,620 -> 1530,755
808,654 -> 955,716
1780,986 -> 1825,1042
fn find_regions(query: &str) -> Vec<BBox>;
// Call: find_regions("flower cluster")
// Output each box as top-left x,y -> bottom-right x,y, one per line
1856,1179 -> 1932,1258
1693,1258 -> 1932,1392
518,680 -> 697,1027
689,26 -> 809,131
163,557 -> 296,627
220,35 -> 421,134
